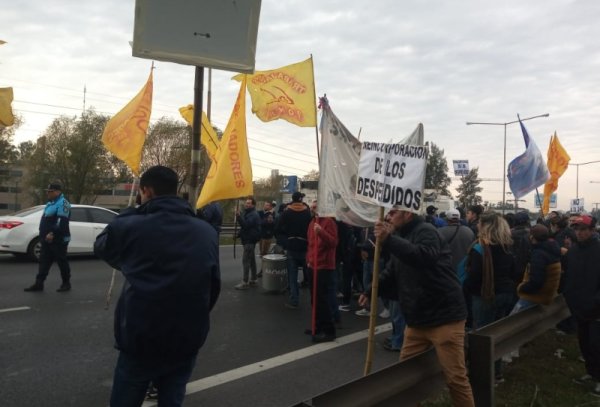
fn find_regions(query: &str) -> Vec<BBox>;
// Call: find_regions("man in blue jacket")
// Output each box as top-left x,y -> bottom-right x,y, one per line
24,182 -> 72,292
94,166 -> 221,407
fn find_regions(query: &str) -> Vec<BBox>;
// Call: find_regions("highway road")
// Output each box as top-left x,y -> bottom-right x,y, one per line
0,247 -> 398,406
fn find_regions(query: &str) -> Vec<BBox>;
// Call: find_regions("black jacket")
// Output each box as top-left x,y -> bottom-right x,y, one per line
94,196 -> 221,363
464,244 -> 516,296
378,216 -> 467,327
520,239 -> 560,294
237,207 -> 261,244
278,202 -> 312,252
565,236 -> 600,320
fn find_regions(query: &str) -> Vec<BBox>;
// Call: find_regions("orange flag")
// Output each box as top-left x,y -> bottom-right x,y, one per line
197,77 -> 253,208
101,70 -> 153,176
233,57 -> 316,127
542,132 -> 570,213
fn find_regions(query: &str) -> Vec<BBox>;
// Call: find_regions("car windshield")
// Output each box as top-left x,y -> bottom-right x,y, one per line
11,206 -> 44,217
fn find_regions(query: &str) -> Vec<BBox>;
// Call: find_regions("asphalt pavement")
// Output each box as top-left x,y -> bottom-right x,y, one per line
0,248 -> 398,407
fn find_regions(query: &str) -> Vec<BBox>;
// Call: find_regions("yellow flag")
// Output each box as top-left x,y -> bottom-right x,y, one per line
542,132 -> 570,213
197,77 -> 253,208
101,71 -> 153,176
178,105 -> 220,162
233,57 -> 316,127
0,87 -> 15,127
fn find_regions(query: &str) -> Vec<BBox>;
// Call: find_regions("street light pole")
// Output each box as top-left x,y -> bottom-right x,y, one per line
569,161 -> 600,200
466,113 -> 549,215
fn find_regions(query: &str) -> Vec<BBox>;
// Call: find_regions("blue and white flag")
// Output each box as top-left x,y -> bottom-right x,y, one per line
507,118 -> 550,199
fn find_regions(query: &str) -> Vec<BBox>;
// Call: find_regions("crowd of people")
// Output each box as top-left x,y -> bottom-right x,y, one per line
22,169 -> 599,405
236,196 -> 600,404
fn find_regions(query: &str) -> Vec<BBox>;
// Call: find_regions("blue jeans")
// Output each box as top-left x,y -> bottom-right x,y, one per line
110,352 -> 196,407
471,292 -> 515,329
389,300 -> 406,349
286,250 -> 306,306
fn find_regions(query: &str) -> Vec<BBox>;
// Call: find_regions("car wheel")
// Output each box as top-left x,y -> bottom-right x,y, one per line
27,237 -> 41,262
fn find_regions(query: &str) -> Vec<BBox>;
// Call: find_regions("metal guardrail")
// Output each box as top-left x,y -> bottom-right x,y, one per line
291,295 -> 569,407
468,295 -> 570,406
291,347 -> 445,407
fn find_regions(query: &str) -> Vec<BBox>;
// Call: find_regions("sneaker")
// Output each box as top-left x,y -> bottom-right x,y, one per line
591,382 -> 600,398
578,356 -> 586,363
56,283 -> 71,292
573,374 -> 594,386
312,333 -> 336,343
24,282 -> 44,292
146,384 -> 158,400
355,308 -> 370,317
379,308 -> 390,318
383,342 -> 400,352
338,304 -> 351,312
555,329 -> 567,336
234,282 -> 249,290
249,279 -> 258,286
257,271 -> 263,278
284,302 -> 299,309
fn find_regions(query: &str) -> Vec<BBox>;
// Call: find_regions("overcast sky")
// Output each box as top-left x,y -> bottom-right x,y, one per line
2,0 -> 600,212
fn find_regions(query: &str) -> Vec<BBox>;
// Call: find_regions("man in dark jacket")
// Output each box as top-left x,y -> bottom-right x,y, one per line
565,215 -> 600,397
279,191 -> 312,308
235,197 -> 261,290
24,182 -> 72,292
361,208 -> 474,407
94,166 -> 221,407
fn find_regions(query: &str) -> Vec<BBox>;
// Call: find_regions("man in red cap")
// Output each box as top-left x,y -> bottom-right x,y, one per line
565,215 -> 600,397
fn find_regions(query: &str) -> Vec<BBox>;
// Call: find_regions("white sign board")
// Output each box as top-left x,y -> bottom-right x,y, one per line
534,193 -> 557,208
453,160 -> 469,176
356,142 -> 428,211
571,198 -> 585,213
133,0 -> 262,73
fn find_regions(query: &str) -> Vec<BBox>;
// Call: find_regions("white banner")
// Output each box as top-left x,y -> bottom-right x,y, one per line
453,160 -> 469,176
316,97 -> 424,226
356,142 -> 428,211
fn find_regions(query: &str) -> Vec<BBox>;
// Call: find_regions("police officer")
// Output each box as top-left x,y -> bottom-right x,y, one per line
24,183 -> 72,292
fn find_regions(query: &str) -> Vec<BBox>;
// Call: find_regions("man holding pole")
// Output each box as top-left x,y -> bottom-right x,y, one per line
360,207 -> 474,407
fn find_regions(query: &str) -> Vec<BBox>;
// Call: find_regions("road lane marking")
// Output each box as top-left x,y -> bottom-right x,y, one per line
0,306 -> 31,314
142,322 -> 392,406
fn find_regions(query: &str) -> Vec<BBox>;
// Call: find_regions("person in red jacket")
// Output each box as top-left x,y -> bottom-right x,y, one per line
306,212 -> 339,343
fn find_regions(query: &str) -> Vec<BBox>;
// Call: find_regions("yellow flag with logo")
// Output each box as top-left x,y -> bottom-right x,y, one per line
233,57 -> 316,127
178,105 -> 220,163
542,132 -> 570,213
101,70 -> 153,176
0,87 -> 15,127
197,77 -> 253,208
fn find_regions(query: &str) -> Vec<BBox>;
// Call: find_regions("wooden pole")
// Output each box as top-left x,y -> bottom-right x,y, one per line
363,206 -> 385,376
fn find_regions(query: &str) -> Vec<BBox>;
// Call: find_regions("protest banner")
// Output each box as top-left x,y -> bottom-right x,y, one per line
356,142 -> 429,211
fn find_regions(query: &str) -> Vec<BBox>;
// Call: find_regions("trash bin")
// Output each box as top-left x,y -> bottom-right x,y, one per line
262,254 -> 287,292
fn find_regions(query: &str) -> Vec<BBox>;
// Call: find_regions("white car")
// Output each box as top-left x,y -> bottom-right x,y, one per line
0,204 -> 118,261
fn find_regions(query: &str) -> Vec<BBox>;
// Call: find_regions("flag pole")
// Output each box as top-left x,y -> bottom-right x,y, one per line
310,55 -> 320,163
190,66 -> 205,208
364,206 -> 385,376
105,177 -> 138,310
311,216 -> 319,336
233,200 -> 239,259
